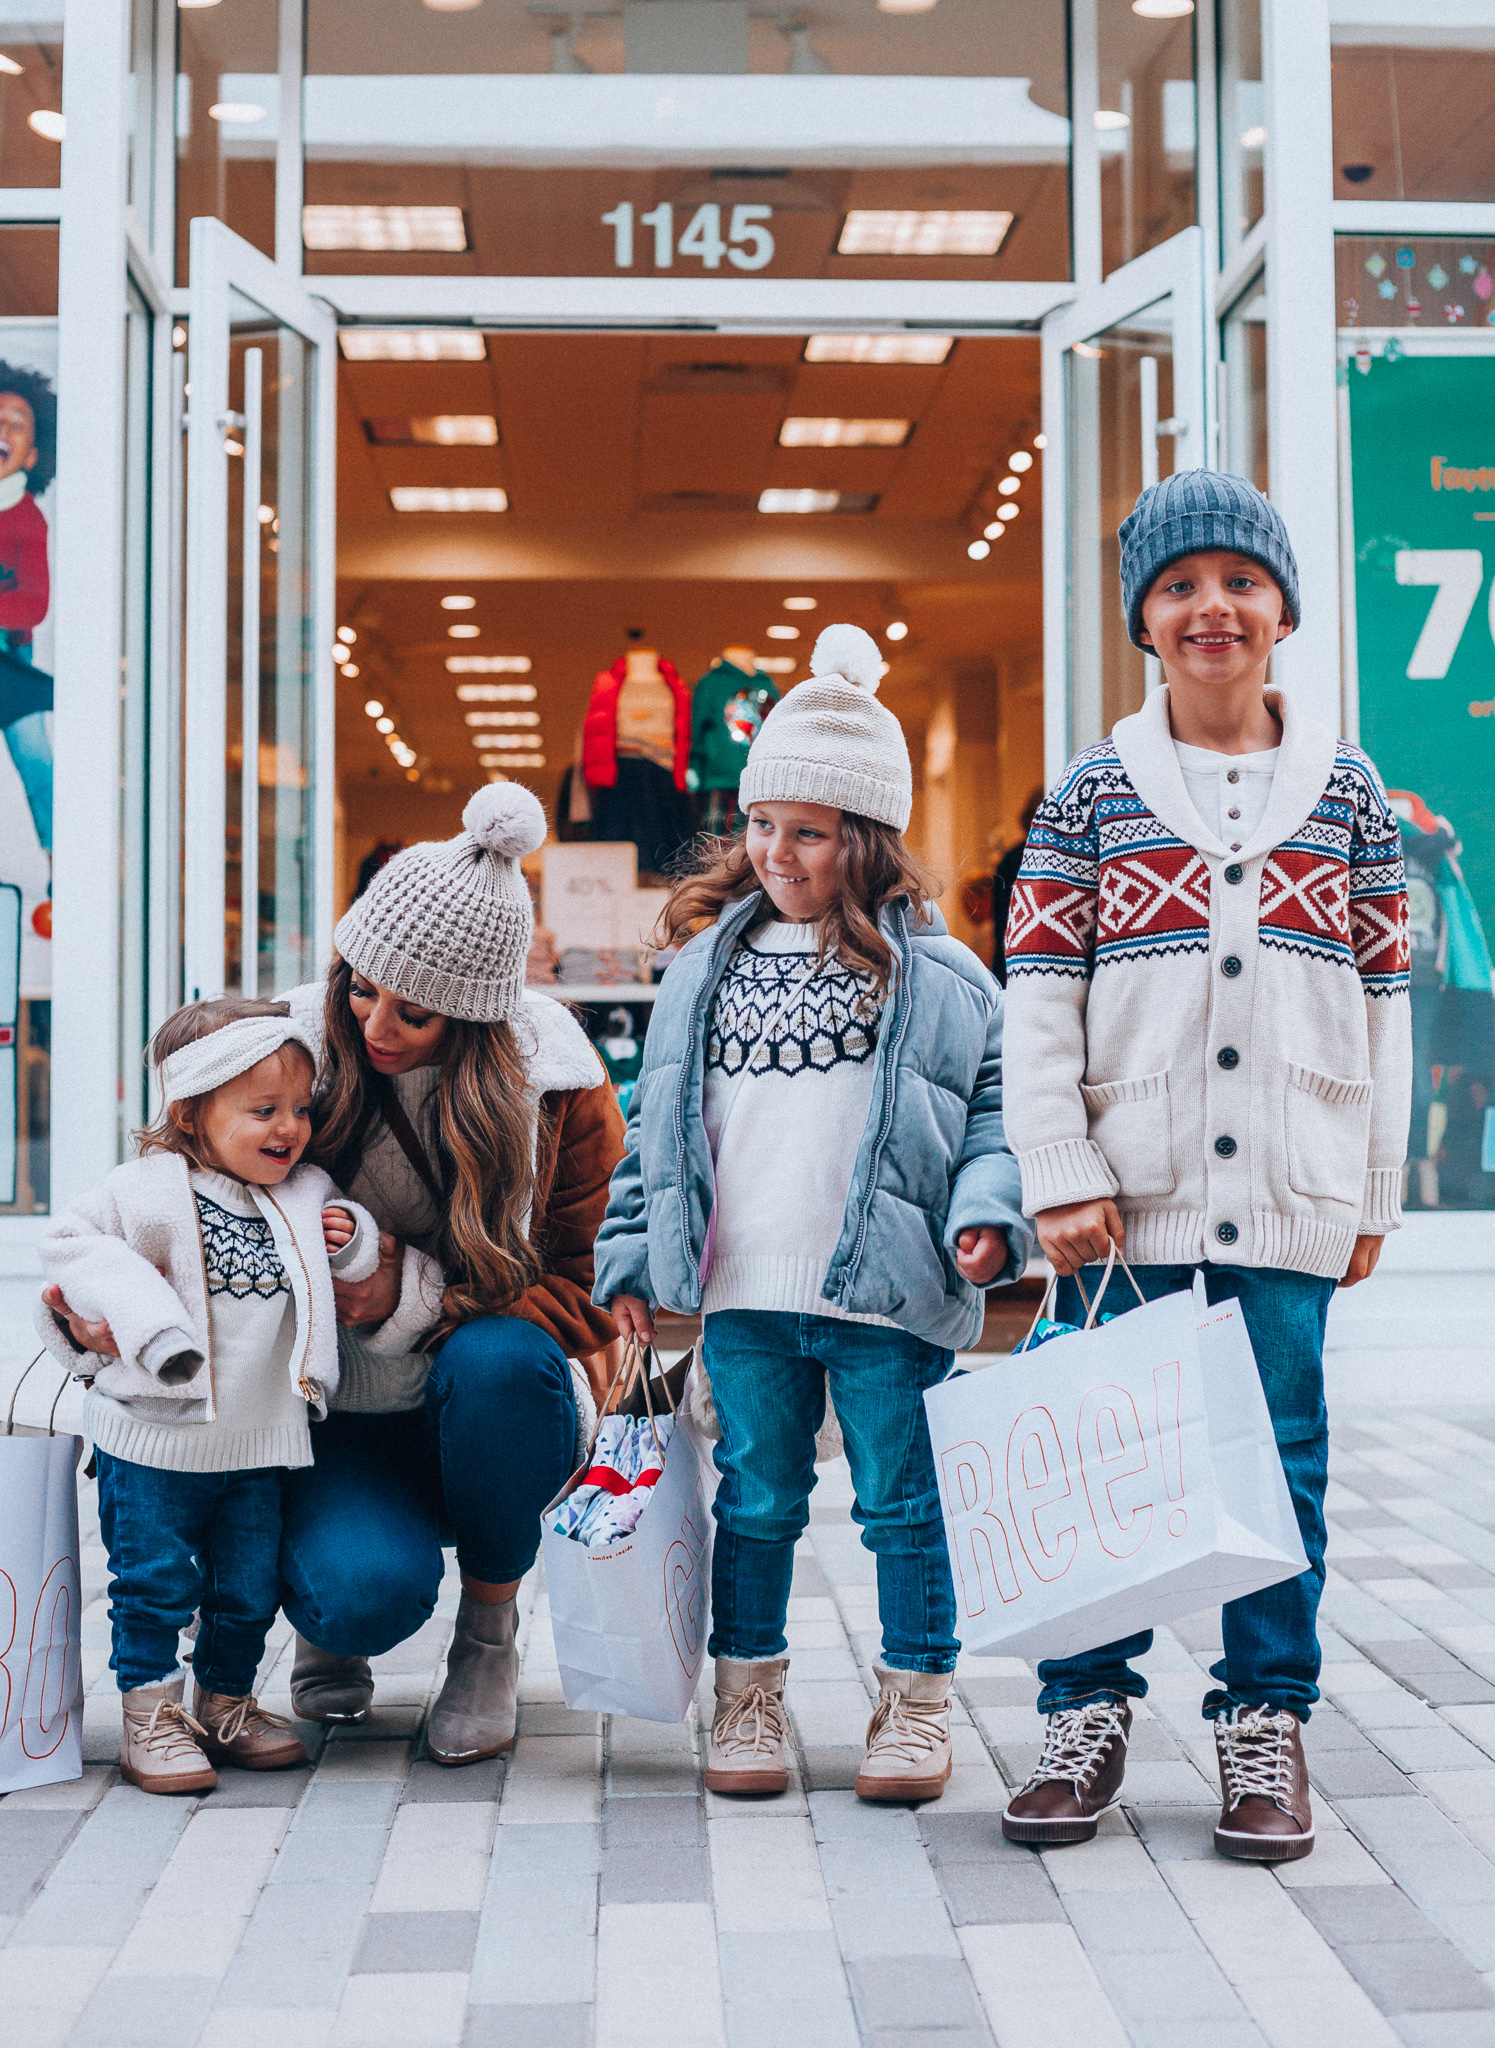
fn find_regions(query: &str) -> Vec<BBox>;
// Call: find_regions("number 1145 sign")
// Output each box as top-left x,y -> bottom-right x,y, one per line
602,201 -> 774,270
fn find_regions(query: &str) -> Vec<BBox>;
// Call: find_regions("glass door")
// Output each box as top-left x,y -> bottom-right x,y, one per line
1041,227 -> 1206,766
184,218 -> 336,1004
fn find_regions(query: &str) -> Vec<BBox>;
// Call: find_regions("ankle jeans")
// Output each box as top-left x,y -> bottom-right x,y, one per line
1034,1262 -> 1334,1723
703,1310 -> 959,1675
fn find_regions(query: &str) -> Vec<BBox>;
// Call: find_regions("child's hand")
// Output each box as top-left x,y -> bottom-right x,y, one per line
955,1226 -> 1009,1286
1338,1233 -> 1383,1287
608,1294 -> 656,1346
322,1205 -> 356,1255
1035,1199 -> 1124,1277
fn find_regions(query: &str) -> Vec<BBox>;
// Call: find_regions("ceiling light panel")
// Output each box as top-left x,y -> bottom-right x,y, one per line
758,489 -> 878,514
836,211 -> 1013,257
804,334 -> 954,364
365,415 -> 499,447
755,657 -> 797,673
779,418 -> 912,448
389,487 -> 508,513
465,711 -> 540,726
441,595 -> 477,609
765,625 -> 799,640
456,682 -> 537,700
304,205 -> 468,253
471,730 -> 542,747
783,596 -> 817,610
448,657 -> 532,675
338,329 -> 488,363
448,624 -> 480,638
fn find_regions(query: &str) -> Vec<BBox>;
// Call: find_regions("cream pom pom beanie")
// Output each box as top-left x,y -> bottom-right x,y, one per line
735,623 -> 911,830
333,783 -> 548,1022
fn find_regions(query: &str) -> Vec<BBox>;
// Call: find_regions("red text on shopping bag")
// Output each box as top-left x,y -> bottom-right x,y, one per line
937,1362 -> 1188,1619
0,1554 -> 82,1760
663,1474 -> 710,1675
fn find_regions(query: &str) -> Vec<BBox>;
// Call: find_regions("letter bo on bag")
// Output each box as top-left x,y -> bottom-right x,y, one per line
923,1275 -> 1307,1661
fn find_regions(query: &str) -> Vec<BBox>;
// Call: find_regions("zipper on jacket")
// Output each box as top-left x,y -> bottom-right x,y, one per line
260,1186 -> 319,1404
673,899 -> 754,1297
843,907 -> 916,1291
187,1175 -> 215,1415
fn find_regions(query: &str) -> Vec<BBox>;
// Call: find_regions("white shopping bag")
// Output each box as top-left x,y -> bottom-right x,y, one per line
542,1348 -> 714,1723
1,1370 -> 85,1790
924,1259 -> 1307,1660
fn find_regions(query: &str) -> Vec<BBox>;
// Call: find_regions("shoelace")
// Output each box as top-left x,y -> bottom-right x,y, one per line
136,1698 -> 210,1763
865,1691 -> 950,1764
1022,1701 -> 1128,1793
1217,1708 -> 1297,1811
206,1693 -> 295,1746
714,1684 -> 787,1759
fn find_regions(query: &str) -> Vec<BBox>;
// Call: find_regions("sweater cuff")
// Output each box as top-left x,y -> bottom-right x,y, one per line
1017,1137 -> 1120,1217
139,1328 -> 205,1384
1360,1167 -> 1403,1235
327,1202 -> 381,1283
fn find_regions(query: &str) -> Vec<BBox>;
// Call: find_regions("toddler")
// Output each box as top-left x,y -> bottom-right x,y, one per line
38,997 -> 378,1794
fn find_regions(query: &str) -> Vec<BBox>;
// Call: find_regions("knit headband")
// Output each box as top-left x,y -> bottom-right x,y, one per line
158,1017 -> 318,1108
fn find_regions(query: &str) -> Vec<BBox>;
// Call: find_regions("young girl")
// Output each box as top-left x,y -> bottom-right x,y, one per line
595,624 -> 1032,1802
37,998 -> 379,1795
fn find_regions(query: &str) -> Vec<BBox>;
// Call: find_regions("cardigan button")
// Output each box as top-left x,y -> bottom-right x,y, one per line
1217,1046 -> 1240,1069
1216,1221 -> 1240,1246
1224,862 -> 1244,883
1221,955 -> 1242,978
1215,1135 -> 1238,1157
1227,768 -> 1241,784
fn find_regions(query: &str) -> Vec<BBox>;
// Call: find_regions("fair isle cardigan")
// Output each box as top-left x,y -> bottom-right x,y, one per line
1001,687 -> 1412,1281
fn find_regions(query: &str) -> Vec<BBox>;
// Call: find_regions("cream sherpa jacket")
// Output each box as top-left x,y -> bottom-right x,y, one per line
36,1152 -> 379,1420
1002,687 -> 1412,1280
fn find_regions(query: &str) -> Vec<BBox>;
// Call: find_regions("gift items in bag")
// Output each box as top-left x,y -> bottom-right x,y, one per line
923,1251 -> 1307,1661
553,1410 -> 676,1547
542,1340 -> 714,1722
1,1353 -> 85,1792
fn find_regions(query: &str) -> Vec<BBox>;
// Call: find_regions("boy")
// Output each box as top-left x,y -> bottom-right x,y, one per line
999,471 -> 1411,1862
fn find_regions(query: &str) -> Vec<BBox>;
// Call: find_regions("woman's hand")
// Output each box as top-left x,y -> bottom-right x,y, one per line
1035,1199 -> 1125,1278
322,1206 -> 356,1255
41,1283 -> 120,1359
608,1294 -> 656,1346
331,1231 -> 403,1327
955,1226 -> 1009,1286
1338,1233 -> 1384,1288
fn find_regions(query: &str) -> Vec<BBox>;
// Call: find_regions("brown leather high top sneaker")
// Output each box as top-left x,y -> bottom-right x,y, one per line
1213,1706 -> 1315,1862
196,1691 -> 308,1771
1001,1700 -> 1131,1845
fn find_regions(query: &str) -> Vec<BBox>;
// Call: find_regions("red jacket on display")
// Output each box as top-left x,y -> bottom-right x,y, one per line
0,490 -> 49,645
581,655 -> 692,793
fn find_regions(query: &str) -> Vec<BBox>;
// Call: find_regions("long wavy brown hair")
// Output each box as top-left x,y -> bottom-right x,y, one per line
310,957 -> 543,1341
660,812 -> 938,990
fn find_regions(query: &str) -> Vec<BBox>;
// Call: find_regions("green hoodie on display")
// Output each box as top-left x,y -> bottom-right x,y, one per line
688,661 -> 780,793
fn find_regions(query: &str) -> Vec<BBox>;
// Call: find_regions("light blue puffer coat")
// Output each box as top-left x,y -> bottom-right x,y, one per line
592,892 -> 1034,1351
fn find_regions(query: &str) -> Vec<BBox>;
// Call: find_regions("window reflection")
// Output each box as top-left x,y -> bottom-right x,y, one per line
175,0 -> 279,287
1219,0 -> 1263,257
1333,39 -> 1495,203
1220,274 -> 1266,492
1098,0 -> 1196,280
0,12 -> 64,187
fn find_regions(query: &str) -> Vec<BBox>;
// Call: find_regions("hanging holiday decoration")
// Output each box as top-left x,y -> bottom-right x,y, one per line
1356,341 -> 1372,374
1476,268 -> 1492,301
1407,296 -> 1423,319
1428,264 -> 1449,290
1344,296 -> 1361,326
1366,252 -> 1387,278
1460,254 -> 1480,274
1446,303 -> 1466,323
1396,248 -> 1416,269
1384,336 -> 1404,362
1378,278 -> 1399,300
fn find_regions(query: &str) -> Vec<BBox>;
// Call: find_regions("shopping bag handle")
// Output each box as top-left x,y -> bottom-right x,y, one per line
1007,1239 -> 1147,1359
601,1333 -> 678,1457
4,1349 -> 49,1436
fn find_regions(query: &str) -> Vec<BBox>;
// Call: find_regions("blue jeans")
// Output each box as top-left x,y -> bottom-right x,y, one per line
279,1315 -> 578,1657
704,1310 -> 959,1674
96,1454 -> 283,1696
1035,1262 -> 1333,1722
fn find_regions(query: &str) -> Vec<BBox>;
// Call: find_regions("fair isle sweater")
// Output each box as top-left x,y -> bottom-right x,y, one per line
1001,686 -> 1412,1280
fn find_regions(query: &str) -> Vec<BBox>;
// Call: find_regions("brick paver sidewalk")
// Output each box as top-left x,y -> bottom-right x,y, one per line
4,1404 -> 1495,2046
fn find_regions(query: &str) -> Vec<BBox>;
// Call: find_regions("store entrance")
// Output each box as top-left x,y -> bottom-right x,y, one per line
330,329 -> 1046,975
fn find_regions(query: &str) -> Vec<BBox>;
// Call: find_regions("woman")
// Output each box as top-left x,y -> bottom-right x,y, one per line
50,784 -> 624,1765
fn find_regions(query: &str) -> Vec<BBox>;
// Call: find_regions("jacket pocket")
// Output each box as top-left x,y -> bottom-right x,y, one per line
1284,1063 -> 1373,1205
1079,1070 -> 1175,1198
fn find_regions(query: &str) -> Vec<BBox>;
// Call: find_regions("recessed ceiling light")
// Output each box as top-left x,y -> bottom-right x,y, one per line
363,699 -> 384,717
998,476 -> 1021,495
1094,109 -> 1131,131
448,624 -> 481,639
448,657 -> 532,675
365,415 -> 498,447
1241,125 -> 1267,148
338,328 -> 487,363
755,657 -> 797,673
376,716 -> 395,733
389,487 -> 508,513
779,417 -> 912,448
337,626 -> 356,643
466,711 -> 540,727
1033,433 -> 1048,449
804,334 -> 953,364
0,54 -> 24,75
983,521 -> 1004,540
760,489 -> 840,514
836,211 -> 1012,257
483,757 -> 546,771
886,621 -> 908,641
344,663 -> 360,677
1009,451 -> 1034,473
303,205 -> 468,254
441,595 -> 477,611
998,501 -> 1019,519
1133,0 -> 1192,15
783,596 -> 817,610
968,540 -> 990,559
766,625 -> 799,641
457,682 -> 537,701
27,109 -> 64,141
209,101 -> 267,123
471,730 -> 542,747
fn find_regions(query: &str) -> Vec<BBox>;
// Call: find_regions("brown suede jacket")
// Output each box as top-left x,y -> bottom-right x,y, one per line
515,1078 -> 625,1357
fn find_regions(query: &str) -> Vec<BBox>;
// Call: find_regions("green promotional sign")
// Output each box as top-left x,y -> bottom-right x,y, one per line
1347,351 -> 1495,947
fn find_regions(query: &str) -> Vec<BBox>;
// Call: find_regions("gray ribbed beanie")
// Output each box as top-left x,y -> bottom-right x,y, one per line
333,784 -> 547,1022
736,624 -> 911,830
1119,471 -> 1300,649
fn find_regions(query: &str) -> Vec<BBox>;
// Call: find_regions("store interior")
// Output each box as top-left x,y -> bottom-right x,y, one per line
331,328 -> 1047,973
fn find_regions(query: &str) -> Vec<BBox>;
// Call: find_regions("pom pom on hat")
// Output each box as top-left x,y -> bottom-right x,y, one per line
461,781 -> 548,859
810,623 -> 885,693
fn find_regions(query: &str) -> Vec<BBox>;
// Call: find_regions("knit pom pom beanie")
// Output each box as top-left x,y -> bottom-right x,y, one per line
735,623 -> 912,830
333,783 -> 548,1022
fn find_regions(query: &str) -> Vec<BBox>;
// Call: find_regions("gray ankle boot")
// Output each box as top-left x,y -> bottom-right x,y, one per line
426,1593 -> 519,1764
290,1633 -> 374,1724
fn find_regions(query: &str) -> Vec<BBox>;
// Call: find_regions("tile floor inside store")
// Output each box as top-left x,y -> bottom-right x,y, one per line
6,1405 -> 1495,2048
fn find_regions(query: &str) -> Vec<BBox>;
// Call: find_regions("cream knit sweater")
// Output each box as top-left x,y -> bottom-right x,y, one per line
1002,687 -> 1412,1280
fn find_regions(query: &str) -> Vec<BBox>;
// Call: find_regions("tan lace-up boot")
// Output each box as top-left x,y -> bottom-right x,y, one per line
855,1667 -> 953,1803
705,1656 -> 791,1796
120,1675 -> 218,1795
196,1691 -> 308,1771
1002,1700 -> 1132,1844
1213,1706 -> 1314,1861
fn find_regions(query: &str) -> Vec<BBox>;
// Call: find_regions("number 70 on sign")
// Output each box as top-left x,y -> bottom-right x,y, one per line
1395,549 -> 1495,678
601,201 -> 775,270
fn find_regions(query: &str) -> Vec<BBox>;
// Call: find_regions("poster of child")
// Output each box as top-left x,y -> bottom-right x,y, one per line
0,326 -> 55,1004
